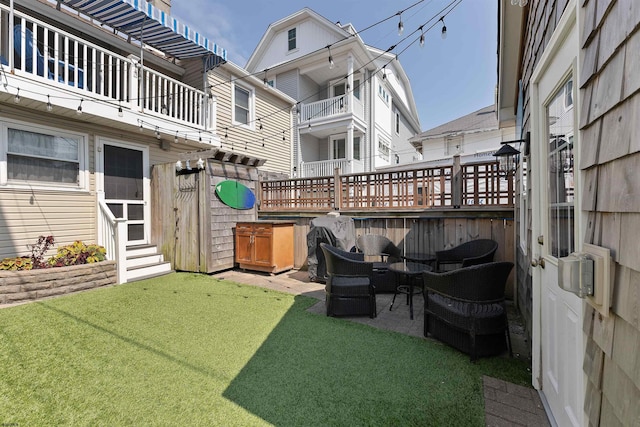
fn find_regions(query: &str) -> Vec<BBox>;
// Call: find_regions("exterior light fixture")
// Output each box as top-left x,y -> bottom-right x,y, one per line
327,46 -> 334,69
440,17 -> 447,39
493,133 -> 528,178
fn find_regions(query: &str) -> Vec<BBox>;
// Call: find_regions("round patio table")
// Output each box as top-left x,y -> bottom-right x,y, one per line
401,252 -> 436,265
388,261 -> 433,320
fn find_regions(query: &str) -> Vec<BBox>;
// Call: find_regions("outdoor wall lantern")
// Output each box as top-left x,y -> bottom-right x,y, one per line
493,143 -> 521,178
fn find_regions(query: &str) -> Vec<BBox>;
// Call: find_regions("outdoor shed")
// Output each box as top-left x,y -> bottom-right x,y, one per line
151,149 -> 266,273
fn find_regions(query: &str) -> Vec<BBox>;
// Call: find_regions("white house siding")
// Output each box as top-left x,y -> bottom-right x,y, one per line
251,18 -> 342,73
392,103 -> 421,165
277,69 -> 301,100
201,65 -> 293,174
298,74 -> 320,104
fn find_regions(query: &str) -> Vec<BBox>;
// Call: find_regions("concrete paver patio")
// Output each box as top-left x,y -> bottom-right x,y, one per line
211,267 -> 551,427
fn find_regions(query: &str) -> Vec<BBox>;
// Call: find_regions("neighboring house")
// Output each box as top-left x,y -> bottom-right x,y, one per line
0,0 -> 292,283
408,104 -> 516,167
245,8 -> 422,178
498,0 -> 640,426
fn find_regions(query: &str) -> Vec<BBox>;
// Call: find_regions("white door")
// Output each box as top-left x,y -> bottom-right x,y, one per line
100,140 -> 150,246
530,5 -> 584,426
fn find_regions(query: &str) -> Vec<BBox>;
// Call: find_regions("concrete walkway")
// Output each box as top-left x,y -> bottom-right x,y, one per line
211,268 -> 550,426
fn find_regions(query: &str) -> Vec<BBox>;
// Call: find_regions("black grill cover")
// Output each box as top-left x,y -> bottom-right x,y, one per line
307,215 -> 356,282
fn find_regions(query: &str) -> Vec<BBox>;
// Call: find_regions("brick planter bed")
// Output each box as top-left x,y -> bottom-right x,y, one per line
0,261 -> 117,305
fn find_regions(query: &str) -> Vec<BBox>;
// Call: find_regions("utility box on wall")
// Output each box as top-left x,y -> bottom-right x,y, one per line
151,156 -> 261,273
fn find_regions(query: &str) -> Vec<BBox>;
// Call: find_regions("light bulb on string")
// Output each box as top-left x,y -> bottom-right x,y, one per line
76,99 -> 83,115
118,102 -> 123,117
419,26 -> 425,48
397,12 -> 404,36
155,126 -> 161,139
174,131 -> 179,144
440,17 -> 447,39
46,95 -> 53,112
327,46 -> 334,70
14,88 -> 20,103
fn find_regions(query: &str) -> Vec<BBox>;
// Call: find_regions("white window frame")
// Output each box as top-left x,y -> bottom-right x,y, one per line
287,27 -> 297,52
378,84 -> 389,105
0,118 -> 89,191
378,137 -> 390,161
394,109 -> 400,134
232,82 -> 255,130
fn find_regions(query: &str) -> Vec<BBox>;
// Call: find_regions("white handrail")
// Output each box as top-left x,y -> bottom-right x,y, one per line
2,5 -> 209,129
98,199 -> 127,284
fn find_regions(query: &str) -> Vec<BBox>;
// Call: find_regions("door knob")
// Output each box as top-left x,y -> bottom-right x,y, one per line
531,257 -> 545,268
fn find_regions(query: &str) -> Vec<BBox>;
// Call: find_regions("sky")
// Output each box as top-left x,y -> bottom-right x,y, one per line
172,0 -> 498,131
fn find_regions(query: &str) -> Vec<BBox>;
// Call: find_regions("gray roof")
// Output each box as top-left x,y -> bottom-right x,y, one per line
413,105 -> 497,140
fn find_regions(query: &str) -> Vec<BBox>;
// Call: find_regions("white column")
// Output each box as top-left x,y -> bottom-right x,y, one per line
347,55 -> 354,113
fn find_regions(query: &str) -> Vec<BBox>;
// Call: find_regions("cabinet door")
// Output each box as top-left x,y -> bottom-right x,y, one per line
253,224 -> 273,266
235,225 -> 253,264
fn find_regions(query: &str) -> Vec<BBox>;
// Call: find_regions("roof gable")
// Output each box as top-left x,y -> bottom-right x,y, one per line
413,105 -> 498,140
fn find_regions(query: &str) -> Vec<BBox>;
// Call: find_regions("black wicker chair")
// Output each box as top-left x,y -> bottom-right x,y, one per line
355,234 -> 402,293
320,243 -> 377,318
422,261 -> 513,361
434,239 -> 498,272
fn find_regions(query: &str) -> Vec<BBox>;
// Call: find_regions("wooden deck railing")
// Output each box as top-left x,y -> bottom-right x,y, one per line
259,159 -> 514,212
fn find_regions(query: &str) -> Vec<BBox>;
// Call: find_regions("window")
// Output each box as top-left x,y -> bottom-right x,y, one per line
353,136 -> 361,161
288,28 -> 296,51
233,84 -> 254,128
394,110 -> 400,134
378,85 -> 389,104
378,138 -> 390,161
2,123 -> 86,189
332,138 -> 346,159
353,79 -> 361,100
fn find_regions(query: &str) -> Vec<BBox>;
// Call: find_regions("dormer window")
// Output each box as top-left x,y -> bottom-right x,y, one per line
288,28 -> 297,51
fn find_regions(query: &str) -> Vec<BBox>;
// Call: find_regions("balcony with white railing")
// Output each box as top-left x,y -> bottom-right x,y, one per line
299,95 -> 364,124
0,5 -> 213,130
299,158 -> 364,178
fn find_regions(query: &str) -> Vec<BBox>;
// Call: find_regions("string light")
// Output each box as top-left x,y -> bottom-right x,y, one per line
155,126 -> 161,139
419,26 -> 425,48
263,69 -> 269,87
174,130 -> 179,143
382,65 -> 387,80
262,138 -> 265,148
440,17 -> 447,39
327,46 -> 334,69
46,95 -> 53,112
14,88 -> 20,103
76,99 -> 83,115
139,121 -> 144,132
397,11 -> 404,36
118,101 -> 123,117
282,130 -> 286,142
258,118 -> 263,130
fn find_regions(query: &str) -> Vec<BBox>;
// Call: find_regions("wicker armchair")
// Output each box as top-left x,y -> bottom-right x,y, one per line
434,239 -> 498,272
320,243 -> 377,318
355,234 -> 402,293
422,261 -> 513,361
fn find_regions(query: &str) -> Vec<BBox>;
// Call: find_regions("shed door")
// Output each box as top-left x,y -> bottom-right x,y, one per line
530,7 -> 584,426
104,144 -> 148,246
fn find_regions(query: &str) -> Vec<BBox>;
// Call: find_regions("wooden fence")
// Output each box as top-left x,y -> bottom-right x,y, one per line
259,159 -> 514,212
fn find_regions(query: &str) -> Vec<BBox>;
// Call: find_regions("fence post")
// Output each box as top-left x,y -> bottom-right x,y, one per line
452,155 -> 462,208
333,167 -> 341,210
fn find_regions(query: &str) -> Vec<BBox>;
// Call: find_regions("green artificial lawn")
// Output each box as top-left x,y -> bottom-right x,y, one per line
0,272 -> 531,426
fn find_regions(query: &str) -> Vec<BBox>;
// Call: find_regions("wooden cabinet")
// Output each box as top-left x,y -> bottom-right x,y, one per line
235,221 -> 294,274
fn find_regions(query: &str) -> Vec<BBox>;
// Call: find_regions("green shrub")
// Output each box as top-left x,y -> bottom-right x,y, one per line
0,256 -> 34,271
48,241 -> 107,267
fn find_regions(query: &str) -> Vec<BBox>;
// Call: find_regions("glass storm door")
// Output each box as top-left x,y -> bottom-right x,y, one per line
104,144 -> 147,245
